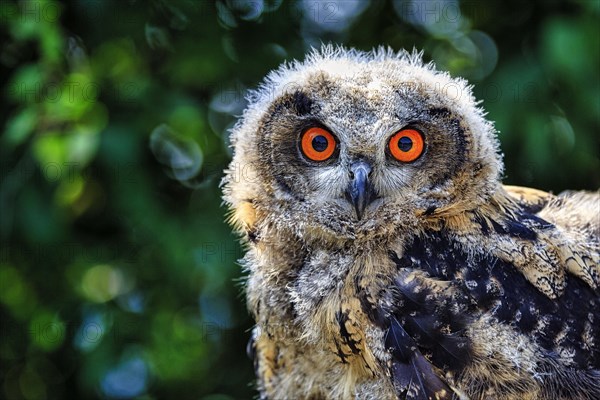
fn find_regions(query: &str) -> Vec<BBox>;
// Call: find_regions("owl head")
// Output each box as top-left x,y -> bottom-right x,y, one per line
223,46 -> 503,244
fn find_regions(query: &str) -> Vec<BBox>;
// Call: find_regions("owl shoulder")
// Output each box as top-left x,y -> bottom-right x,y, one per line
437,186 -> 599,298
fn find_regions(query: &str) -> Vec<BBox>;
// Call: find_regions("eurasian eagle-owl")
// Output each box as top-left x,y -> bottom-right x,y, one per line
222,46 -> 599,399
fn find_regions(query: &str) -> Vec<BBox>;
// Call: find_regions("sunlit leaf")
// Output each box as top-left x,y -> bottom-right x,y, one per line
3,107 -> 37,147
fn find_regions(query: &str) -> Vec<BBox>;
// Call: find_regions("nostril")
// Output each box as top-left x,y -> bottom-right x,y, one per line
349,171 -> 355,179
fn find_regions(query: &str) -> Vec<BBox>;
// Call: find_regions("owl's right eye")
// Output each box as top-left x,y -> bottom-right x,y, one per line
300,127 -> 337,162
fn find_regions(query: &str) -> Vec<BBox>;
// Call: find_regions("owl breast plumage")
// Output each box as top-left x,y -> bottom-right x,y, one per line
222,46 -> 599,400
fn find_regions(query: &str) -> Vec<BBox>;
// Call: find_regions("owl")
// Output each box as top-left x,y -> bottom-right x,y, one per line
222,46 -> 599,400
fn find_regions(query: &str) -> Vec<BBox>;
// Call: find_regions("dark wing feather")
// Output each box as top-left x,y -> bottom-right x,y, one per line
385,316 -> 415,362
406,352 -> 454,400
405,315 -> 467,363
386,316 -> 456,400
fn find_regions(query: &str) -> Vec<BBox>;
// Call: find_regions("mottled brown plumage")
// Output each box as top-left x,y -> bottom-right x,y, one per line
222,46 -> 599,400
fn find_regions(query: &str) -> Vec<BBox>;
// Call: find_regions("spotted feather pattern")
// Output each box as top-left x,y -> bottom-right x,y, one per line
375,214 -> 600,399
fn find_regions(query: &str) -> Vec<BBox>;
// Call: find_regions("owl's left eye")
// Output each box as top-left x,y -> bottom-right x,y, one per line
300,127 -> 337,162
388,128 -> 425,163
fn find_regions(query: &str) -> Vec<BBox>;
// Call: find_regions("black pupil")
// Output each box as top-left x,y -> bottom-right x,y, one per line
312,135 -> 328,152
398,136 -> 413,152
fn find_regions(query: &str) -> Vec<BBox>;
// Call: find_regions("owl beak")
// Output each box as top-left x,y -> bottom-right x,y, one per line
346,161 -> 375,220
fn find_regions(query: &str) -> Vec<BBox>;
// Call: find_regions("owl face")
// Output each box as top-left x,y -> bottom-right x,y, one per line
224,48 -> 503,242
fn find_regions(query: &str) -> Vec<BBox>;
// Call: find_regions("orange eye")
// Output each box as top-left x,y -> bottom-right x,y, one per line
300,127 -> 337,162
388,128 -> 424,163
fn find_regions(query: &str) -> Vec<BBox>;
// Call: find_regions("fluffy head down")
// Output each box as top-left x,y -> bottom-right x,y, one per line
223,46 -> 503,243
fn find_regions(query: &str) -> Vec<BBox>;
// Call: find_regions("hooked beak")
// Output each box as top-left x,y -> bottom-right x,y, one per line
345,160 -> 376,220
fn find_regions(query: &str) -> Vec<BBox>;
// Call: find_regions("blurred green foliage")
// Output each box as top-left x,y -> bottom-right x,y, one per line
0,0 -> 598,399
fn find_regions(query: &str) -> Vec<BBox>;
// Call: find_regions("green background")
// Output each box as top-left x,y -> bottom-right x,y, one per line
1,0 -> 598,399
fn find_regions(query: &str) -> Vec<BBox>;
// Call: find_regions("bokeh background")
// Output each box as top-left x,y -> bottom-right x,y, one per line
0,0 -> 598,399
